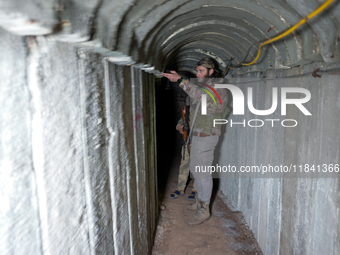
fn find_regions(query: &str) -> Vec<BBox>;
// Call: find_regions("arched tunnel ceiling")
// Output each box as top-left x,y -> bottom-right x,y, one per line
1,0 -> 339,76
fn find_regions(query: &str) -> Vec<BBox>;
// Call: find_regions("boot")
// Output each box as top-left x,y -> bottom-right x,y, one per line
187,196 -> 199,211
188,200 -> 210,225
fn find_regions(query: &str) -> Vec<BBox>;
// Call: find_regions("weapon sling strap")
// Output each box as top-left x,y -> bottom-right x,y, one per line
186,100 -> 200,147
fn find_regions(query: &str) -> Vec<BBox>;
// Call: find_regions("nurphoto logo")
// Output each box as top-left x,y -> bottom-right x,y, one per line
197,80 -> 312,128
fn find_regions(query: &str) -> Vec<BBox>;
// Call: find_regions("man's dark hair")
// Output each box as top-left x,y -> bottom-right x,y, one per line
208,68 -> 219,78
196,57 -> 219,78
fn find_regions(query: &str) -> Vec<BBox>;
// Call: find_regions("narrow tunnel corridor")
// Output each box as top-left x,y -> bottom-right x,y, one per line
1,0 -> 340,255
153,130 -> 263,254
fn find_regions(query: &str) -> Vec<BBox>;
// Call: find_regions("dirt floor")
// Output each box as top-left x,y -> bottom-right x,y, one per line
152,156 -> 263,255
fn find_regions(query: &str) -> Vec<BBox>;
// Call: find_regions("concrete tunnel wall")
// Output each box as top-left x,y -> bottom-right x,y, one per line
0,0 -> 340,254
216,64 -> 340,255
0,28 -> 158,255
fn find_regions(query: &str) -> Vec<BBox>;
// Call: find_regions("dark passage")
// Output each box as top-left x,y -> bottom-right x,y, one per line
154,76 -> 263,255
155,77 -> 182,200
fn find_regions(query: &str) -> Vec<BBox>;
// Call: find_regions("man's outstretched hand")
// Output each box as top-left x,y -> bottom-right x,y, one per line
161,70 -> 181,82
177,124 -> 184,134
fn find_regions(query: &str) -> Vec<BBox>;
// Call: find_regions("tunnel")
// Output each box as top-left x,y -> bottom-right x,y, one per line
0,0 -> 339,254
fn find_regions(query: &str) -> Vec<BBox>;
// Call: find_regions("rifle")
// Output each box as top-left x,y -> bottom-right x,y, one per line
180,103 -> 190,159
165,69 -> 171,90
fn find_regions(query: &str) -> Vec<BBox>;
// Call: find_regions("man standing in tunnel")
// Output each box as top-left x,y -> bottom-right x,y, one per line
162,58 -> 229,225
170,103 -> 197,200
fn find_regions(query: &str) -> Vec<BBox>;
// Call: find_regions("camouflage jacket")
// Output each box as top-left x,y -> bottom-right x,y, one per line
176,118 -> 184,130
179,78 -> 229,136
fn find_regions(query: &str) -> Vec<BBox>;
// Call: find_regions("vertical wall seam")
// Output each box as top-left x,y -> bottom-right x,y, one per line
138,68 -> 148,254
132,66 -> 144,253
147,73 -> 155,247
103,58 -> 118,255
150,74 -> 158,242
103,58 -> 120,255
277,178 -> 283,255
127,66 -> 137,255
78,49 -> 96,255
140,70 -> 153,252
26,36 -> 46,255
265,180 -> 271,254
257,179 -> 262,245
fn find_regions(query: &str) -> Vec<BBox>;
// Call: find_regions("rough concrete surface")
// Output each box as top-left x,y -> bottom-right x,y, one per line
0,29 -> 158,255
219,64 -> 340,255
0,27 -> 42,255
0,1 -> 340,254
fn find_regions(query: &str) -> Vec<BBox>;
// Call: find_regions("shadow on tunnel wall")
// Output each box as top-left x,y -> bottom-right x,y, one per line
155,69 -> 197,201
155,77 -> 179,201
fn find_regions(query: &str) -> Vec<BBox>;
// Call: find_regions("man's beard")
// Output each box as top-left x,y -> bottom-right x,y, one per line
197,76 -> 210,83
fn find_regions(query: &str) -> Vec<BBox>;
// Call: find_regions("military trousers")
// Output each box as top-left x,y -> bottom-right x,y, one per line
189,134 -> 219,204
